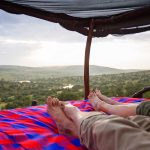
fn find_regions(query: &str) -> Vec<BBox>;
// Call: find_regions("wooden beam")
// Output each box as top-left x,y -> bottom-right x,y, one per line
84,19 -> 94,99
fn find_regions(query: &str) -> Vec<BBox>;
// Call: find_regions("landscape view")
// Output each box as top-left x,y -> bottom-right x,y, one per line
0,65 -> 150,110
1,1 -> 150,150
0,9 -> 150,110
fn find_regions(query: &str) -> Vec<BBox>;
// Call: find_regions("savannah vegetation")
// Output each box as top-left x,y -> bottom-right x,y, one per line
0,69 -> 150,110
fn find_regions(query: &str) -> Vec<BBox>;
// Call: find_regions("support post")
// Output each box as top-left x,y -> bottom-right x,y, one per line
84,19 -> 94,99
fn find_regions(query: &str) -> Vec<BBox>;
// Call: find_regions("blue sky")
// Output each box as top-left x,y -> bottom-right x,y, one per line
0,10 -> 150,69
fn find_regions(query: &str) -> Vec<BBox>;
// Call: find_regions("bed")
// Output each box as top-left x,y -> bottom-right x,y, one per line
0,97 -> 150,150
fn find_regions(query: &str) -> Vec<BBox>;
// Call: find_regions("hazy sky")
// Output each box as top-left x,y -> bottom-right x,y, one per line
0,10 -> 150,69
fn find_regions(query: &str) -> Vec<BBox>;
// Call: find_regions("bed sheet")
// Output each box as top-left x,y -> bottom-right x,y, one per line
0,97 -> 149,150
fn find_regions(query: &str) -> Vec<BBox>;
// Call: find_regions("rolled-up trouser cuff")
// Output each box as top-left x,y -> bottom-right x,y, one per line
136,101 -> 150,116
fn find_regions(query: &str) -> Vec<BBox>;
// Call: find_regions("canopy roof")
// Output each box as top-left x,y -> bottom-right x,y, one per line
1,0 -> 150,37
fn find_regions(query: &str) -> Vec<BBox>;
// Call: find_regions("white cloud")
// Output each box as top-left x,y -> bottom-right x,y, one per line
0,10 -> 150,69
26,42 -> 85,66
91,36 -> 150,69
0,10 -> 85,43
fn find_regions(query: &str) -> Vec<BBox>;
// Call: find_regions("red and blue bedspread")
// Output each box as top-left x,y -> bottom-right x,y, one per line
0,97 -> 149,150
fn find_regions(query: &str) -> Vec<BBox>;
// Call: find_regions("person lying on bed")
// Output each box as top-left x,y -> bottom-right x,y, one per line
47,97 -> 150,150
88,89 -> 150,117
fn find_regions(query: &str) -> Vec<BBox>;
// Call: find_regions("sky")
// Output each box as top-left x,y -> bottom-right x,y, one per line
0,10 -> 150,69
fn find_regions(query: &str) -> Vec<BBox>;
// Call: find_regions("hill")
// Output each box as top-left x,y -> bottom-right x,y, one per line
0,65 -> 143,80
0,70 -> 150,109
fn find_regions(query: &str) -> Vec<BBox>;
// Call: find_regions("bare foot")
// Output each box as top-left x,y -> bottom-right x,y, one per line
88,91 -> 125,114
95,89 -> 121,105
88,91 -> 106,111
47,97 -> 78,136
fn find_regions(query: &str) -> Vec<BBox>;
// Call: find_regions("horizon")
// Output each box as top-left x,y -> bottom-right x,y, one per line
0,64 -> 148,70
0,10 -> 150,70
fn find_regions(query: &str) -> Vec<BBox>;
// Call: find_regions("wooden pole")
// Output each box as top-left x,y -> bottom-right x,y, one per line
84,19 -> 94,99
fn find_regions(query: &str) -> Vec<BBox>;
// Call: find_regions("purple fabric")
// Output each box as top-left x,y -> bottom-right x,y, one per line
0,97 -> 149,149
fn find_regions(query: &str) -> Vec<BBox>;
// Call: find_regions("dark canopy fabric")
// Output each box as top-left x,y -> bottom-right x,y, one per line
0,0 -> 150,36
1,0 -> 150,18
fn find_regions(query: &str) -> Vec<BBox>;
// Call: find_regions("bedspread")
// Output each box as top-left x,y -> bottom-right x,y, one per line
0,97 -> 149,150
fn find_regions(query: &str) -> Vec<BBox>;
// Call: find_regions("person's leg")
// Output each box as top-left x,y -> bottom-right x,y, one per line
63,103 -> 104,133
46,97 -> 78,136
128,115 -> 150,132
95,89 -> 121,105
64,104 -> 150,150
88,91 -> 138,117
47,97 -> 103,137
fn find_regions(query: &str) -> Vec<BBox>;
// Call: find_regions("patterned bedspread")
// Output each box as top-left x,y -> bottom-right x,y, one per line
0,97 -> 149,150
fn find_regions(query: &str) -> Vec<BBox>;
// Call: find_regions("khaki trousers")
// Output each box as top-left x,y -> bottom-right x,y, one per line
79,113 -> 150,150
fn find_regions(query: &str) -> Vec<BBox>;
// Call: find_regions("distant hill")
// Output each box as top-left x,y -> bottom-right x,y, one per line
0,65 -> 144,80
